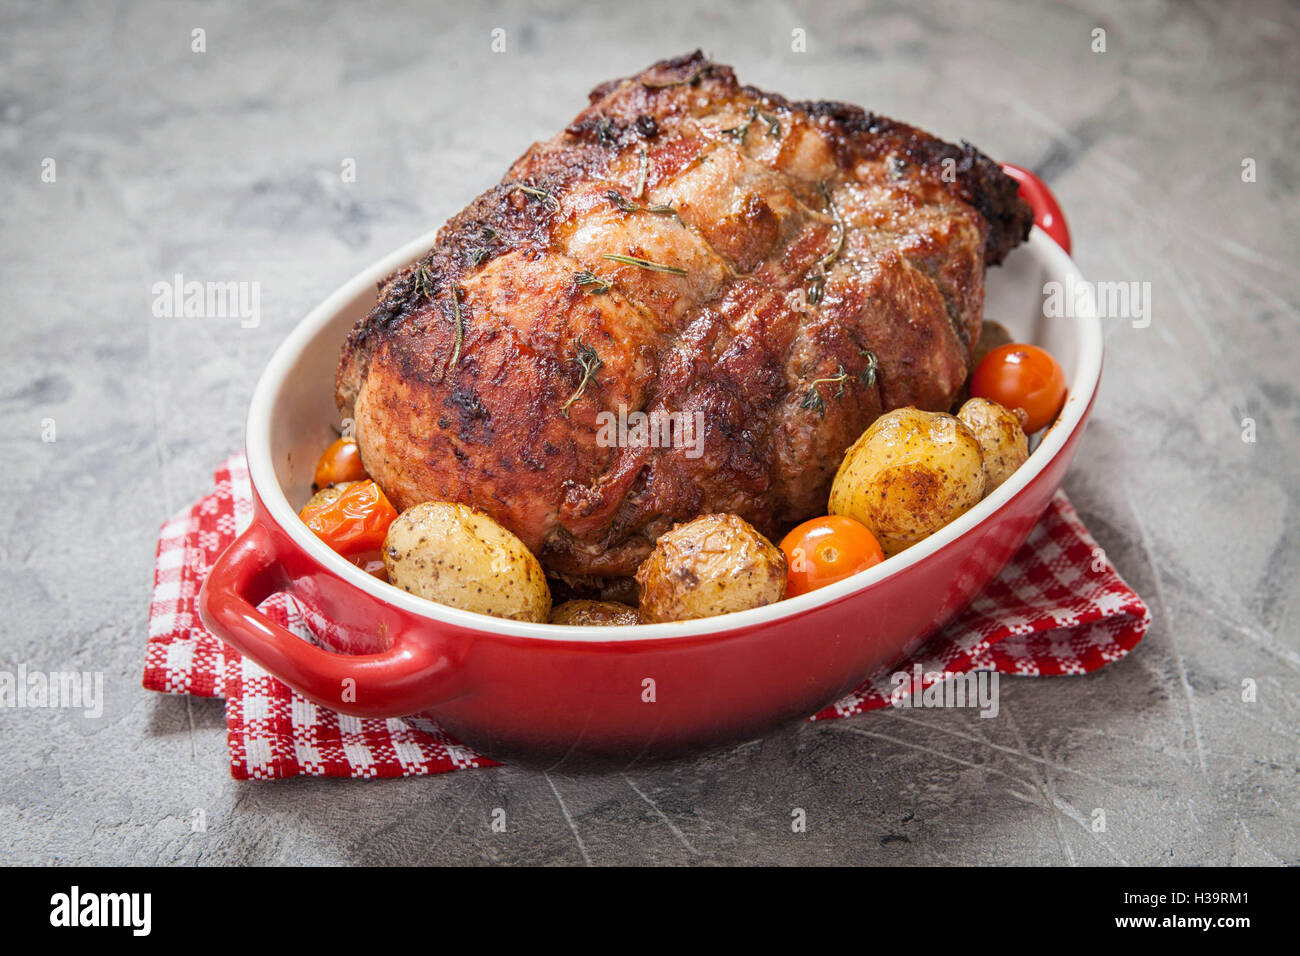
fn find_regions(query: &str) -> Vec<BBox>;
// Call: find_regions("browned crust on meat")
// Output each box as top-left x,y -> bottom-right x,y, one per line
335,51 -> 1033,585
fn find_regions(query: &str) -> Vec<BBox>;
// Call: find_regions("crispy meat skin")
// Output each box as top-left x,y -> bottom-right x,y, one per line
337,52 -> 1033,585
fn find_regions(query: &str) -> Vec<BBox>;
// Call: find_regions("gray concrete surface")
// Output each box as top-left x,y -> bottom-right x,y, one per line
1,0 -> 1296,865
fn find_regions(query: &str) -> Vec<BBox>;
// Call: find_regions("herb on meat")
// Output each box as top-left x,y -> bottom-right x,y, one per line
807,182 -> 847,305
801,365 -> 851,417
634,146 -> 648,199
445,285 -> 464,368
859,349 -> 879,388
723,105 -> 781,142
468,226 -> 498,266
604,189 -> 683,225
601,253 -> 688,276
574,270 -> 612,294
413,263 -> 437,300
513,183 -> 559,210
561,340 -> 603,415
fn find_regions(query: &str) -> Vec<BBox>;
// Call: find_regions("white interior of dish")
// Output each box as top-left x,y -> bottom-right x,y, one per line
247,227 -> 1101,641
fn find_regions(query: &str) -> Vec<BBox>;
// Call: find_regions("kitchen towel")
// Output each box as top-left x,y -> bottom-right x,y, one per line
144,454 -> 1149,779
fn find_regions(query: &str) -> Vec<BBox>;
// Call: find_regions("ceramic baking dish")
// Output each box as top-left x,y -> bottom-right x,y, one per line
199,168 -> 1099,762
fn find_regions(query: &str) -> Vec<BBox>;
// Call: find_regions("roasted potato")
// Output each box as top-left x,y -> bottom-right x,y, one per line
635,514 -> 787,623
549,600 -> 640,626
300,481 -> 355,513
957,398 -> 1029,493
828,408 -> 986,555
382,502 -> 550,622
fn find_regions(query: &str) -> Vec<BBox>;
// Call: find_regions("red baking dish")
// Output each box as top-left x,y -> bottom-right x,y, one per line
199,168 -> 1100,763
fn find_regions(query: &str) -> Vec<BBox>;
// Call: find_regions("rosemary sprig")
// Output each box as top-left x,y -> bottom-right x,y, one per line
641,63 -> 714,89
604,189 -> 683,225
807,182 -> 847,305
573,270 -> 612,294
445,285 -> 463,367
801,365 -> 850,417
634,146 -> 648,199
561,340 -> 603,416
512,183 -> 559,210
601,253 -> 688,276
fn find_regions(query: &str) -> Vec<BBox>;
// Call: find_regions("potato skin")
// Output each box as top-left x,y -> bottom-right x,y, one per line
549,600 -> 640,626
382,502 -> 550,622
635,514 -> 787,623
958,398 -> 1029,493
828,408 -> 986,556
301,481 -> 356,513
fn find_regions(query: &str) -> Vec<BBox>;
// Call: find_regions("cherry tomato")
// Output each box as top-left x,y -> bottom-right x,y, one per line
314,436 -> 368,489
779,515 -> 885,598
299,480 -> 397,556
969,343 -> 1066,434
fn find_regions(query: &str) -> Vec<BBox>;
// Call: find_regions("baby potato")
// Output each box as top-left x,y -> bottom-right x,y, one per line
829,408 -> 986,556
636,514 -> 787,624
958,397 -> 1029,493
549,600 -> 640,626
300,481 -> 356,514
383,502 -> 550,622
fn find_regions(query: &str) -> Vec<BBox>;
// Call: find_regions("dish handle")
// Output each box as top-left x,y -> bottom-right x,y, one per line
1001,163 -> 1071,254
198,520 -> 459,718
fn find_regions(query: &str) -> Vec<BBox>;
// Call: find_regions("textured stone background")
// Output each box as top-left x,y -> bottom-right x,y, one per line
1,0 -> 1296,865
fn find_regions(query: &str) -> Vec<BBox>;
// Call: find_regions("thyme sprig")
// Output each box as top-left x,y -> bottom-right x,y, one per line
412,262 -> 437,300
723,105 -> 781,142
512,183 -> 559,210
808,182 -> 847,305
561,340 -> 603,416
604,189 -> 683,225
601,253 -> 688,276
573,270 -> 612,294
801,365 -> 851,417
411,264 -> 463,367
468,225 -> 498,266
859,349 -> 879,388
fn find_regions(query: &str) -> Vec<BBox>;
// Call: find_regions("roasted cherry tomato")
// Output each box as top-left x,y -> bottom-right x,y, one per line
313,436 -> 368,489
779,515 -> 885,598
969,343 -> 1066,434
299,480 -> 397,556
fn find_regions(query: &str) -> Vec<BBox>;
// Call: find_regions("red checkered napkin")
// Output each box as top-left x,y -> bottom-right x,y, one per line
144,454 -> 1148,779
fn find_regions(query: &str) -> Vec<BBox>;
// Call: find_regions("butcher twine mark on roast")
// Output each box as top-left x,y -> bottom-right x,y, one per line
336,51 -> 1034,588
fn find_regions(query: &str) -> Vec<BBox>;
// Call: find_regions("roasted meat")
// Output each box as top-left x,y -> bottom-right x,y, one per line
337,51 -> 1033,585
